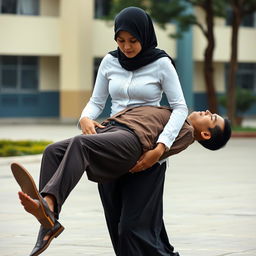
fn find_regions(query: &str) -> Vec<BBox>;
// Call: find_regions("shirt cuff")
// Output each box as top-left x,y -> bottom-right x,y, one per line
157,136 -> 172,151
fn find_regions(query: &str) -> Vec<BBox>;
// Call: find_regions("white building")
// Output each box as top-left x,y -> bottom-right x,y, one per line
0,0 -> 255,120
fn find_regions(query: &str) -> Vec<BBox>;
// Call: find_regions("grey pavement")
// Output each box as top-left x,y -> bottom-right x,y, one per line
0,124 -> 256,256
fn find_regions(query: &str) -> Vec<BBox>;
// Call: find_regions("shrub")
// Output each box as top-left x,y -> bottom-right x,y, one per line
219,87 -> 256,115
0,140 -> 52,157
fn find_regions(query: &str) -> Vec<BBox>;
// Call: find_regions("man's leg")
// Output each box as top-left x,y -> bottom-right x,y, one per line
40,127 -> 142,217
14,138 -> 71,220
98,162 -> 180,256
38,138 -> 71,216
12,139 -> 70,256
39,138 -> 71,192
16,127 -> 142,255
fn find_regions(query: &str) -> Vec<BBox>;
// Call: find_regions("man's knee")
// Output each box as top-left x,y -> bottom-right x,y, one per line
71,135 -> 88,149
43,143 -> 58,156
43,140 -> 68,158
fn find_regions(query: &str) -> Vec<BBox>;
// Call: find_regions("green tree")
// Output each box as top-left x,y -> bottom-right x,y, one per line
150,0 -> 228,114
108,0 -> 145,17
226,0 -> 256,125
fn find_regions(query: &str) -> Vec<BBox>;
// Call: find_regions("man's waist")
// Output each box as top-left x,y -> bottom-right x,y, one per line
104,120 -> 133,131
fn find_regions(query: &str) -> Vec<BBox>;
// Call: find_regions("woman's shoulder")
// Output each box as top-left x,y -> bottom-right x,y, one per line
100,54 -> 118,67
155,56 -> 176,72
98,54 -> 118,73
103,53 -> 117,63
155,56 -> 173,65
105,53 -> 116,60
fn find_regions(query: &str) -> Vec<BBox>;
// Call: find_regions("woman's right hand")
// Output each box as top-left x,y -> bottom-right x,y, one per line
79,117 -> 105,135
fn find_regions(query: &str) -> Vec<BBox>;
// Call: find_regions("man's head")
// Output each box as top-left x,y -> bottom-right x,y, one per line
188,110 -> 231,150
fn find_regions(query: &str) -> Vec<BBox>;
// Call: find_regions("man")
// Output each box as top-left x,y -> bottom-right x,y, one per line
11,106 -> 231,256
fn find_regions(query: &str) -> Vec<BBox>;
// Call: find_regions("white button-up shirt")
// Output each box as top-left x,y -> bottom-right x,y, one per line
80,54 -> 188,149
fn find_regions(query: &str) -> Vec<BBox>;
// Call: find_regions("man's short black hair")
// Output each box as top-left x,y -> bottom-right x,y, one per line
198,118 -> 231,150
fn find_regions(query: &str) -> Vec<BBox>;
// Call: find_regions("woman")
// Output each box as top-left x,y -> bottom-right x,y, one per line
14,6 -> 187,256
80,6 -> 187,256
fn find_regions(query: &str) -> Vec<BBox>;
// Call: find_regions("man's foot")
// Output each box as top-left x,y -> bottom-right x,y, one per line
18,191 -> 52,221
11,162 -> 55,228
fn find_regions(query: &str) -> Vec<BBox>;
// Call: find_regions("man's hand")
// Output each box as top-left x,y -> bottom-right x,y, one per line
80,117 -> 105,134
129,143 -> 166,173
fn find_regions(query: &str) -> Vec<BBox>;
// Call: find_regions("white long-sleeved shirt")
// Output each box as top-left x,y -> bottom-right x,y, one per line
80,54 -> 188,149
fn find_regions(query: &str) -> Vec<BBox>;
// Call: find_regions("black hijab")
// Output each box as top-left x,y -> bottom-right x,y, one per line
109,7 -> 175,71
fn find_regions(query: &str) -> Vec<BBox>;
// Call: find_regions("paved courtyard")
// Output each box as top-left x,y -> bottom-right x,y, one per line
0,124 -> 256,256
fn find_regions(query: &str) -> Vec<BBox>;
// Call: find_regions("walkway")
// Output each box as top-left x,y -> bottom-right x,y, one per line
0,124 -> 255,256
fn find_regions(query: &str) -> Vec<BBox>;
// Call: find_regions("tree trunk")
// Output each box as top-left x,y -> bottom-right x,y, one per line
227,1 -> 242,125
203,0 -> 218,113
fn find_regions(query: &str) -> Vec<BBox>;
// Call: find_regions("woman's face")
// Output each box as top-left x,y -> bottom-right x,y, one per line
116,31 -> 142,58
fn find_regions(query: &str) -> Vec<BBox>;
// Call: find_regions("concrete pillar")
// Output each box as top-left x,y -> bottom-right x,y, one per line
60,0 -> 94,120
176,2 -> 194,111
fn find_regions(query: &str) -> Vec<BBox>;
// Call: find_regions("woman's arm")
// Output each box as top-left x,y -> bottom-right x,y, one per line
129,143 -> 166,173
80,117 -> 105,135
157,57 -> 188,150
130,58 -> 188,172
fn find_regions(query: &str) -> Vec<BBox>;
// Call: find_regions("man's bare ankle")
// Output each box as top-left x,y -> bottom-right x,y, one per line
44,195 -> 55,213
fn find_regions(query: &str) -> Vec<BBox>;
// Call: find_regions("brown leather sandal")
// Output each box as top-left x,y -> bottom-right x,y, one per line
11,162 -> 55,229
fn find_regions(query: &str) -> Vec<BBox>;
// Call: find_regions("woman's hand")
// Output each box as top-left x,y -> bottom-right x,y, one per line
129,143 -> 166,173
79,117 -> 105,134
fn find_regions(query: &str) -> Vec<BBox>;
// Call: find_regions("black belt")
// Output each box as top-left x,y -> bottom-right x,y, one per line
107,120 -> 132,131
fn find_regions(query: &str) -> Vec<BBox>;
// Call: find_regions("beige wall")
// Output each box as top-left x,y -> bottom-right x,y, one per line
0,0 -> 255,119
238,28 -> 256,62
61,90 -> 92,119
194,62 -> 225,92
92,20 -> 116,57
40,57 -> 59,91
193,25 -> 256,62
0,15 -> 60,55
60,0 -> 94,119
60,0 -> 93,91
155,23 -> 177,58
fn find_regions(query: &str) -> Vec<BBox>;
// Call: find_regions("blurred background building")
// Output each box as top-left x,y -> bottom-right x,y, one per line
0,0 -> 255,121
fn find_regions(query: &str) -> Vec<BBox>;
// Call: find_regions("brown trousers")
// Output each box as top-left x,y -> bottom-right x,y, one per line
39,124 -> 142,216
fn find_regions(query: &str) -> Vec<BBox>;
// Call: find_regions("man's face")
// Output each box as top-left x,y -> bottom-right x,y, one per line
188,110 -> 225,139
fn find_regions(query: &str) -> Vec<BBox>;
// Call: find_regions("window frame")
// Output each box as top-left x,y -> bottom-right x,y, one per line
225,63 -> 256,93
94,0 -> 111,19
0,0 -> 39,16
226,9 -> 256,28
0,55 -> 39,93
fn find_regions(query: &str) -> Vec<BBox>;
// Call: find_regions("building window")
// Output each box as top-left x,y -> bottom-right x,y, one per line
241,12 -> 256,27
236,63 -> 256,92
0,0 -> 39,16
226,63 -> 256,93
94,0 -> 111,18
226,10 -> 256,27
0,56 -> 39,93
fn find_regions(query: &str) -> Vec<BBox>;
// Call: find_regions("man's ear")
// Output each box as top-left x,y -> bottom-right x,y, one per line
200,131 -> 211,140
